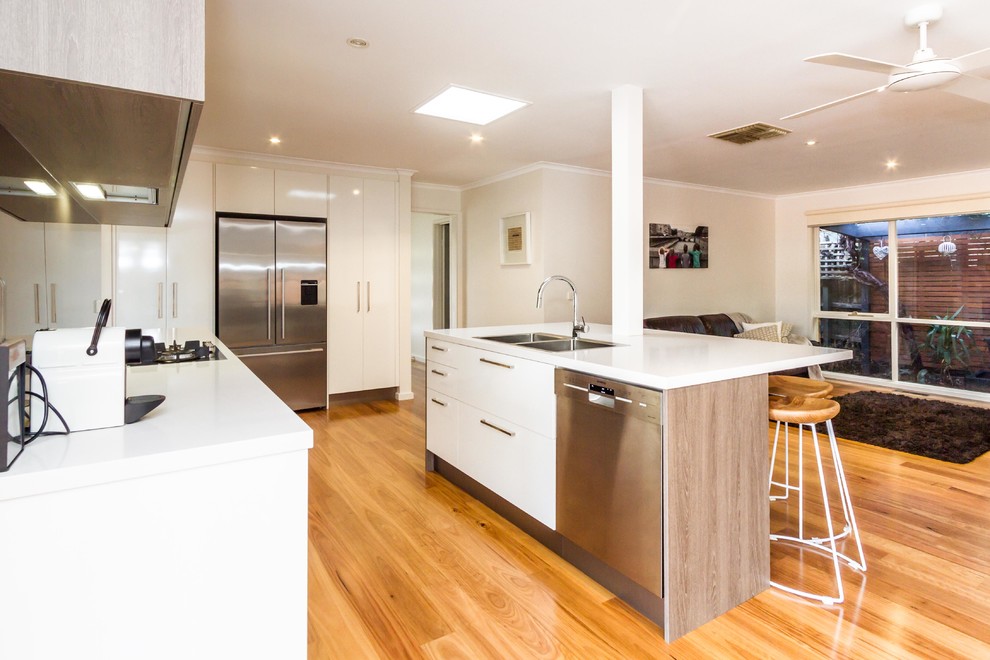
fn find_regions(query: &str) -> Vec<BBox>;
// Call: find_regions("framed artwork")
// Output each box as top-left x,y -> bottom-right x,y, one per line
649,223 -> 709,269
500,212 -> 531,265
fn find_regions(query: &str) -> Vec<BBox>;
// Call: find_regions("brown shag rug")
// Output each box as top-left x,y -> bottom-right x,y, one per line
831,391 -> 990,464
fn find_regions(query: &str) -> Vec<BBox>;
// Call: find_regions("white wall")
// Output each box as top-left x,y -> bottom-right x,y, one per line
461,164 -> 779,330
642,182 -> 776,321
775,168 -> 990,336
412,183 -> 460,214
541,169 -> 612,325
461,170 -> 546,327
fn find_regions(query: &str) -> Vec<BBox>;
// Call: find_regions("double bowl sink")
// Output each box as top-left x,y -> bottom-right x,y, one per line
475,332 -> 617,352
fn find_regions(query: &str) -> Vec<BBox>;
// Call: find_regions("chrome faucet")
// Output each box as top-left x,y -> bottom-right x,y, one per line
536,275 -> 588,338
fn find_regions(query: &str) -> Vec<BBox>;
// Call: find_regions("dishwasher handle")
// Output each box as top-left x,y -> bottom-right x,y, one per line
556,369 -> 661,424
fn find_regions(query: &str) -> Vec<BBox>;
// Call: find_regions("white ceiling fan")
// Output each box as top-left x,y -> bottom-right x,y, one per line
782,4 -> 990,120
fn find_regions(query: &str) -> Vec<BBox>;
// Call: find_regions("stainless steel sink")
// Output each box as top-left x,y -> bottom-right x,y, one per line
476,332 -> 570,344
517,338 -> 617,352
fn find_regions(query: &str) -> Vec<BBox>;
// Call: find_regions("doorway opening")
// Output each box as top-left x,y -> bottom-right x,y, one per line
411,212 -> 457,362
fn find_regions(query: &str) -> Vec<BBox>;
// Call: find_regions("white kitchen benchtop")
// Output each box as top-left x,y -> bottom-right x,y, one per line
0,334 -> 312,501
427,322 -> 852,390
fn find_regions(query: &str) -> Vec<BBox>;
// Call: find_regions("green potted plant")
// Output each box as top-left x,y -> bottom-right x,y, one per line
921,305 -> 973,384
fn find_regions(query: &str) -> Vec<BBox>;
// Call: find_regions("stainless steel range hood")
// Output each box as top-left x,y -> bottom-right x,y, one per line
0,69 -> 202,227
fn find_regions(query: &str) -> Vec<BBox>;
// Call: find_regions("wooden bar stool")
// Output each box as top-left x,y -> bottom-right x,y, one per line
768,396 -> 866,606
768,374 -> 834,399
768,376 -> 833,503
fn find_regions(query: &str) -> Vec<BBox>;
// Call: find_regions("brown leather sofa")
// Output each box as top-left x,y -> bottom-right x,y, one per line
643,313 -> 745,337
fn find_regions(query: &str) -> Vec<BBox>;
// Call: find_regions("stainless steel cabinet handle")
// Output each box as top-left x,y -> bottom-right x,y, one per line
239,347 -> 325,358
33,283 -> 40,324
480,357 -> 514,369
430,368 -> 447,376
480,419 -> 515,437
356,281 -> 361,313
280,268 -> 286,339
430,398 -> 448,407
366,281 -> 371,312
266,269 -> 272,340
430,345 -> 447,352
50,283 -> 57,323
157,282 -> 164,319
172,282 -> 178,319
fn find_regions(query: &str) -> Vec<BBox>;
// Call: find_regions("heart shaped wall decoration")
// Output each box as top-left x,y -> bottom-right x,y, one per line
873,245 -> 889,260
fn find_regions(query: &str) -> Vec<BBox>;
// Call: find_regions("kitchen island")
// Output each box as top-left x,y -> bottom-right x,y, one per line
424,322 -> 851,641
0,334 -> 311,660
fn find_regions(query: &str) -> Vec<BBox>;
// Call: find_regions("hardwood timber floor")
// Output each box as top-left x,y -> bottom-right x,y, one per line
301,364 -> 990,659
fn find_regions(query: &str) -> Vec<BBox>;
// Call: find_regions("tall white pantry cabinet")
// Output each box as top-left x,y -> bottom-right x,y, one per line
113,159 -> 215,337
327,176 -> 398,395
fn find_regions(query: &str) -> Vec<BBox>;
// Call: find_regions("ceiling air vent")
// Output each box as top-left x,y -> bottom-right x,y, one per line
708,122 -> 791,145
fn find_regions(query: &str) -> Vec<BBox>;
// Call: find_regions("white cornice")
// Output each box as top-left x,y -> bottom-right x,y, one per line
190,145 -> 408,179
411,181 -> 461,193
778,166 -> 990,201
454,161 -> 774,199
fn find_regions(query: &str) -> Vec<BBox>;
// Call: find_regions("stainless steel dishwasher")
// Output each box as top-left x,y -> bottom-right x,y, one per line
555,368 -> 663,605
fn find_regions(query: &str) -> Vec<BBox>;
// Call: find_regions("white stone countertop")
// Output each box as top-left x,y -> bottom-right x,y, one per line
426,322 -> 852,390
0,332 -> 312,501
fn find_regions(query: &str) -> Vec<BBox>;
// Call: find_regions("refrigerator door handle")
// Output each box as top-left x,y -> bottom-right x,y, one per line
356,281 -> 361,313
367,281 -> 371,312
280,268 -> 286,339
157,282 -> 164,319
266,268 -> 272,341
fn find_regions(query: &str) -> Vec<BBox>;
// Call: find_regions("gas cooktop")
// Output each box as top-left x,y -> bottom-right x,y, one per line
154,340 -> 225,364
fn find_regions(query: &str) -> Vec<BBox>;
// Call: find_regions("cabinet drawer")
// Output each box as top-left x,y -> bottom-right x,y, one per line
457,403 -> 555,528
459,347 -> 555,437
426,362 -> 458,397
426,389 -> 458,464
425,338 -> 462,368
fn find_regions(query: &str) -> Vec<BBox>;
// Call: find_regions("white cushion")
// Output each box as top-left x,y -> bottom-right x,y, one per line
741,321 -> 782,340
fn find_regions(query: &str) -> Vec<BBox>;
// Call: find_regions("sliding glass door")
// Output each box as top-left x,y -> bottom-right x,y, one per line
814,213 -> 990,398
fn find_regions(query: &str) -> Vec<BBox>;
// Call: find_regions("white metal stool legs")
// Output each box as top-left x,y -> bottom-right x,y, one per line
769,421 -> 796,502
769,419 -> 866,605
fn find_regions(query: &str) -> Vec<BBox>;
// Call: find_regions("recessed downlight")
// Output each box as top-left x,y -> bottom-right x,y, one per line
24,180 -> 56,196
805,139 -> 817,146
885,159 -> 899,170
347,37 -> 369,48
469,134 -> 484,144
414,85 -> 529,126
269,136 -> 282,145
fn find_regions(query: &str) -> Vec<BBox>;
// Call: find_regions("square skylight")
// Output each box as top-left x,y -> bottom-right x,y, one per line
414,85 -> 529,126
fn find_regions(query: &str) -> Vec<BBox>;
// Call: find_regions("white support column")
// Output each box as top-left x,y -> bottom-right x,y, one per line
611,85 -> 644,336
396,169 -> 415,400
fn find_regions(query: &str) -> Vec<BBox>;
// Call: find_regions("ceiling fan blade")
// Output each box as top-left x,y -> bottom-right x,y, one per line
942,73 -> 990,104
954,47 -> 990,73
780,85 -> 886,121
806,53 -> 908,75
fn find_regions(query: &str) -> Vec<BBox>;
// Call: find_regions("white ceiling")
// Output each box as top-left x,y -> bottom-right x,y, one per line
197,0 -> 990,196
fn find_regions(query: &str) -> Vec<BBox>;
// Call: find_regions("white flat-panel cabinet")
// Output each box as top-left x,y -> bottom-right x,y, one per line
327,176 -> 397,394
275,171 -> 327,218
423,337 -> 556,528
215,163 -> 274,215
113,160 -> 215,338
43,224 -> 104,329
167,159 -> 215,334
114,226 -> 167,336
0,218 -> 103,334
0,215 -> 48,337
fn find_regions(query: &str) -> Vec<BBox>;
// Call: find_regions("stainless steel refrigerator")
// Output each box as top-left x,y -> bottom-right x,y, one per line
216,216 -> 327,410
